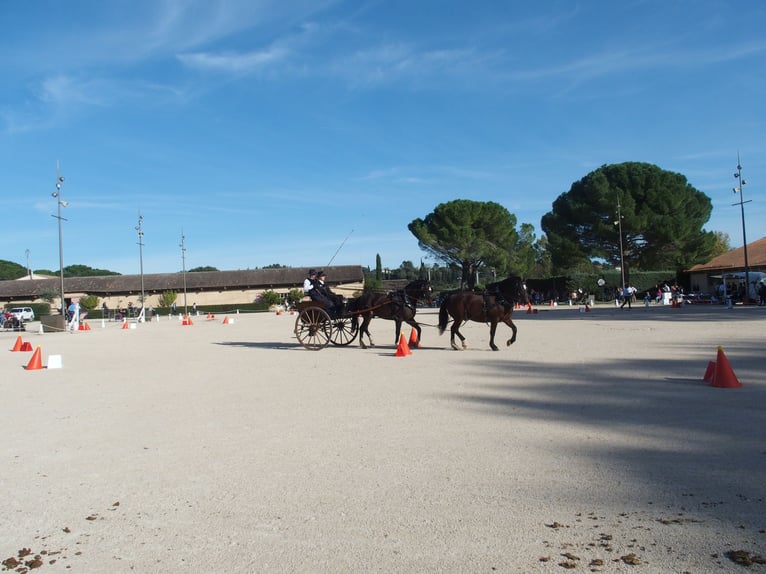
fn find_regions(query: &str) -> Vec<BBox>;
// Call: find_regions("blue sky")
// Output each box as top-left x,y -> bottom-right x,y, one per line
2,1 -> 765,275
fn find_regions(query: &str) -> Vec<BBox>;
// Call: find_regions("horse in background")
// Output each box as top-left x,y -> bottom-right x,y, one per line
348,279 -> 433,349
438,276 -> 528,351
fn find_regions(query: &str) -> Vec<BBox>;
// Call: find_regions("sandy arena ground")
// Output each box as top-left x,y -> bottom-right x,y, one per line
1,304 -> 764,573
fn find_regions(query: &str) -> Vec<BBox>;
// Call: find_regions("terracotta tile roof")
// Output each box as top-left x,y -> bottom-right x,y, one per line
688,236 -> 766,272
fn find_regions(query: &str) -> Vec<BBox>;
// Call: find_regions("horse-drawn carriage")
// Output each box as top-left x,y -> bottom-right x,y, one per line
293,300 -> 359,350
293,279 -> 433,351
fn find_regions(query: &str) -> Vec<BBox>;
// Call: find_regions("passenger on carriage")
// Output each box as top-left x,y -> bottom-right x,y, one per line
303,269 -> 336,310
315,271 -> 343,314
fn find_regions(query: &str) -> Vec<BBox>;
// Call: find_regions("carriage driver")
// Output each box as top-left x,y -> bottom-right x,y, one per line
303,269 -> 338,312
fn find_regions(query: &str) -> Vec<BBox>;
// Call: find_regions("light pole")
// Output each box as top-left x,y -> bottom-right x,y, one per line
732,154 -> 751,304
25,249 -> 31,279
614,196 -> 626,291
135,211 -> 145,321
51,163 -> 67,315
180,232 -> 188,315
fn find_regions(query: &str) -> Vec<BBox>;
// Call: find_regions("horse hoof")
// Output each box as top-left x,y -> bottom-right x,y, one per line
451,344 -> 461,351
491,346 -> 499,351
506,339 -> 514,347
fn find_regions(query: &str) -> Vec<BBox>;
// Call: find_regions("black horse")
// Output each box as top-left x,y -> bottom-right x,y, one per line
438,276 -> 528,351
348,279 -> 433,349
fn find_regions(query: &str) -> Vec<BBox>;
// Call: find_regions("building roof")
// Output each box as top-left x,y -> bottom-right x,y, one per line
0,266 -> 364,300
688,237 -> 766,273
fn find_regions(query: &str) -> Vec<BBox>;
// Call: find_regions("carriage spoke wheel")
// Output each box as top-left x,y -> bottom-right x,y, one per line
329,316 -> 358,346
295,307 -> 332,350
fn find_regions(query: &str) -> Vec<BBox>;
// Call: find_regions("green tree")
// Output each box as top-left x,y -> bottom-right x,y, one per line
408,200 -> 521,289
79,295 -> 99,310
541,162 -> 716,276
286,288 -> 305,306
375,254 -> 382,281
62,264 -> 120,277
0,260 -> 28,280
259,290 -> 281,306
263,263 -> 286,269
188,266 -> 219,272
159,290 -> 177,307
710,231 -> 731,258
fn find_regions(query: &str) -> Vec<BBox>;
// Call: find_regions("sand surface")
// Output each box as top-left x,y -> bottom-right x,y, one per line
1,304 -> 765,573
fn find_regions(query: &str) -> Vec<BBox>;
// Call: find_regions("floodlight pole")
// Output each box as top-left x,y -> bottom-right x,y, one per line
180,232 -> 188,315
51,162 -> 67,315
135,211 -> 146,321
732,154 -> 751,304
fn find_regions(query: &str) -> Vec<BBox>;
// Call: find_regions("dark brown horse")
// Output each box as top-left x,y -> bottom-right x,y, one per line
438,276 -> 528,351
348,279 -> 433,348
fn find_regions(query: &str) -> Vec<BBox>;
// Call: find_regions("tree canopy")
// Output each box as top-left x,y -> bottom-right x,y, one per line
408,199 -> 522,289
540,162 -> 717,277
0,260 -> 27,280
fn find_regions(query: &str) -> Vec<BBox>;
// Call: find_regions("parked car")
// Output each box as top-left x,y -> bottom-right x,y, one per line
9,306 -> 35,322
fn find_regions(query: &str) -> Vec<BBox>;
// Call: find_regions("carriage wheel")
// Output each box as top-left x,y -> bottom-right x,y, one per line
329,316 -> 358,346
295,307 -> 332,350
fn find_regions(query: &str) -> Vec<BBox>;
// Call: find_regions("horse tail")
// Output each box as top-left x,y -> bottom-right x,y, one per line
438,294 -> 451,334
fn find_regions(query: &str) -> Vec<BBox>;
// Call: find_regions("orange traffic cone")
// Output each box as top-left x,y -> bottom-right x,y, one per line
11,335 -> 23,352
122,321 -> 129,330
395,333 -> 411,357
20,342 -> 33,352
710,346 -> 742,388
84,322 -> 91,331
24,346 -> 44,370
78,323 -> 85,331
222,316 -> 229,325
409,328 -> 420,348
526,304 -> 533,315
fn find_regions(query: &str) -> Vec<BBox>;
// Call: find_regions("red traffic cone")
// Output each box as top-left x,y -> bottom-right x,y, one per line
20,342 -> 33,352
702,361 -> 716,383
409,328 -> 420,348
122,321 -> 129,330
710,346 -> 742,388
11,335 -> 23,352
84,322 -> 91,331
395,333 -> 411,357
24,346 -> 44,370
222,316 -> 229,324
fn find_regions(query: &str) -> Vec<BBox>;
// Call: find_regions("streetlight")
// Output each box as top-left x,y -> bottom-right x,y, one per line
732,154 -> 751,304
135,211 -> 146,321
180,232 -> 188,316
50,162 -> 67,315
614,195 -> 626,291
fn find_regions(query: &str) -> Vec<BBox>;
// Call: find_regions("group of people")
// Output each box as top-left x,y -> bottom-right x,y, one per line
303,269 -> 344,314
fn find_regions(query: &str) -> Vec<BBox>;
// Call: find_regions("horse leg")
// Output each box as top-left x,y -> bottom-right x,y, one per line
359,315 -> 374,349
489,320 -> 499,351
405,319 -> 421,347
505,317 -> 518,347
450,322 -> 466,350
394,319 -> 403,346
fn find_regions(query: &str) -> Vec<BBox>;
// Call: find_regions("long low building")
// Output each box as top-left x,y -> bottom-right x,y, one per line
0,266 -> 365,309
688,236 -> 766,298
